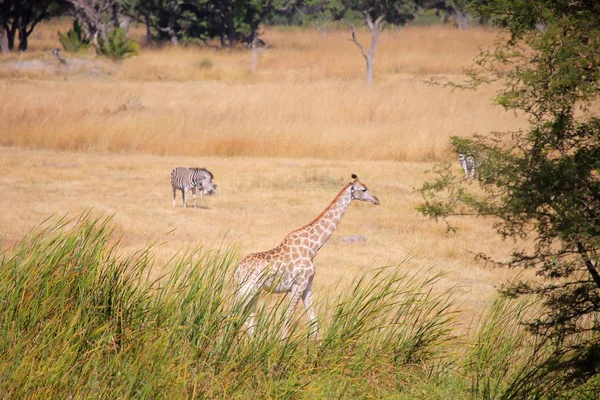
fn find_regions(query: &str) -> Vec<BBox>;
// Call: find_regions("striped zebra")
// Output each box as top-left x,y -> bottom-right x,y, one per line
459,153 -> 481,181
171,167 -> 217,208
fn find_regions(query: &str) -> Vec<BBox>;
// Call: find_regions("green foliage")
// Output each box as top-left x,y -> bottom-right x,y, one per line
131,0 -> 289,47
339,0 -> 418,25
465,296 -> 544,399
0,214 -> 455,398
5,213 -> 600,398
99,28 -> 139,60
418,0 -> 600,394
58,19 -> 90,53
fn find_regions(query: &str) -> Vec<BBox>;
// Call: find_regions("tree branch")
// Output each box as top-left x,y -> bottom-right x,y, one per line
341,19 -> 368,60
576,241 -> 600,288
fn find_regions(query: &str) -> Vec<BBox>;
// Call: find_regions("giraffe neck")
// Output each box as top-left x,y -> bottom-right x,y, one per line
295,184 -> 353,257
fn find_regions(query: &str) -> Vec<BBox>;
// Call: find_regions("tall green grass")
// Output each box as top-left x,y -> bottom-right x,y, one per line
1,213 -> 590,398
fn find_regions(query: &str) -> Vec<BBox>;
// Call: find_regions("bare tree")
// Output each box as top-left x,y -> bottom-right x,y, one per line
66,0 -> 118,51
337,0 -> 417,86
343,15 -> 384,87
250,36 -> 268,72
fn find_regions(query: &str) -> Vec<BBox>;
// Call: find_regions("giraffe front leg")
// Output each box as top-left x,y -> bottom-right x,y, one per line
301,276 -> 318,340
281,283 -> 304,340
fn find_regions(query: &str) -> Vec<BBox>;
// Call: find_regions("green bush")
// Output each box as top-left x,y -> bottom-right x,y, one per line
99,28 -> 139,60
57,19 -> 90,53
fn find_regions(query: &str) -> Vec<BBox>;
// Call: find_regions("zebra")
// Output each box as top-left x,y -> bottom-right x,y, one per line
459,153 -> 481,181
51,48 -> 67,65
171,167 -> 217,208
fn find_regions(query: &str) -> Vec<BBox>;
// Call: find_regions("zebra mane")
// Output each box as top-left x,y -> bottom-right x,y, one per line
188,167 -> 213,179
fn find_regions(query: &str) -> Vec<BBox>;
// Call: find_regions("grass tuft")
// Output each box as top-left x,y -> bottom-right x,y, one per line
3,213 -> 587,398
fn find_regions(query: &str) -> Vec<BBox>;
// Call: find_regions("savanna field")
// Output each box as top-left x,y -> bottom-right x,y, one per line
0,19 -> 552,398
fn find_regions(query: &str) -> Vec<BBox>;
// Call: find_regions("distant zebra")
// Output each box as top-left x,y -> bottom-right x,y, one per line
171,167 -> 217,208
459,153 -> 481,181
51,48 -> 67,65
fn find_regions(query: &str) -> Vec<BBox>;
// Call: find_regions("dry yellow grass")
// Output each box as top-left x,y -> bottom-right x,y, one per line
0,22 -> 524,162
0,147 -> 528,325
0,22 -> 532,325
0,78 -> 524,161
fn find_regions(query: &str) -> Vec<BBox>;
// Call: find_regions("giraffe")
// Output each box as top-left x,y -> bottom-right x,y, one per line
233,174 -> 380,340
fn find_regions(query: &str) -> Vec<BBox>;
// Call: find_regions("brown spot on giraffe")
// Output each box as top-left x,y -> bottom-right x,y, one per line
233,174 -> 380,339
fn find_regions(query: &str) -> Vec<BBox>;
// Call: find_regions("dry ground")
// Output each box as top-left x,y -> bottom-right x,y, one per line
0,21 -> 531,326
0,147 -> 525,326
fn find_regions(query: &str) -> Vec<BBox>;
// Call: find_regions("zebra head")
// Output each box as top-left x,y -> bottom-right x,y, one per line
190,168 -> 217,195
201,179 -> 217,195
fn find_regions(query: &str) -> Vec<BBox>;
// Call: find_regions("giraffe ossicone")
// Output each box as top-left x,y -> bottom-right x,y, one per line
233,174 -> 380,340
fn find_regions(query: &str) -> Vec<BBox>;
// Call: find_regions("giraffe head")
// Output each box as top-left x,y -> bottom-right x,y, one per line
349,174 -> 380,205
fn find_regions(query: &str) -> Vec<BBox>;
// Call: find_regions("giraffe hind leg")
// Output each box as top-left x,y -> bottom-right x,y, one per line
234,281 -> 259,337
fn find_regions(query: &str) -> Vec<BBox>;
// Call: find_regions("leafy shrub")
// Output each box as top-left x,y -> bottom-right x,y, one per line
57,19 -> 90,53
99,28 -> 139,60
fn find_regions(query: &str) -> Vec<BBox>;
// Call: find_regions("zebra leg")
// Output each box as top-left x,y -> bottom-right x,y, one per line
183,188 -> 188,208
192,187 -> 197,208
459,154 -> 469,180
172,186 -> 177,208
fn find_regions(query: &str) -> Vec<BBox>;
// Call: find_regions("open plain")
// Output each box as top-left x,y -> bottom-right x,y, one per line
0,20 -> 529,326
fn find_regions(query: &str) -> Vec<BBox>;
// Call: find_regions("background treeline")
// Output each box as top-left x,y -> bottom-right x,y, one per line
0,0 -> 478,54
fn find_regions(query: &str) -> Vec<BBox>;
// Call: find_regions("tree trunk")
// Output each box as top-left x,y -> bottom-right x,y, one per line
6,18 -> 16,50
169,28 -> 178,46
110,3 -> 120,28
144,14 -> 151,45
227,8 -> 235,48
228,26 -> 235,48
365,18 -> 381,86
17,11 -> 29,51
17,28 -> 26,51
0,14 -> 9,53
365,54 -> 374,86
577,241 -> 600,288
455,10 -> 469,29
0,28 -> 7,53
